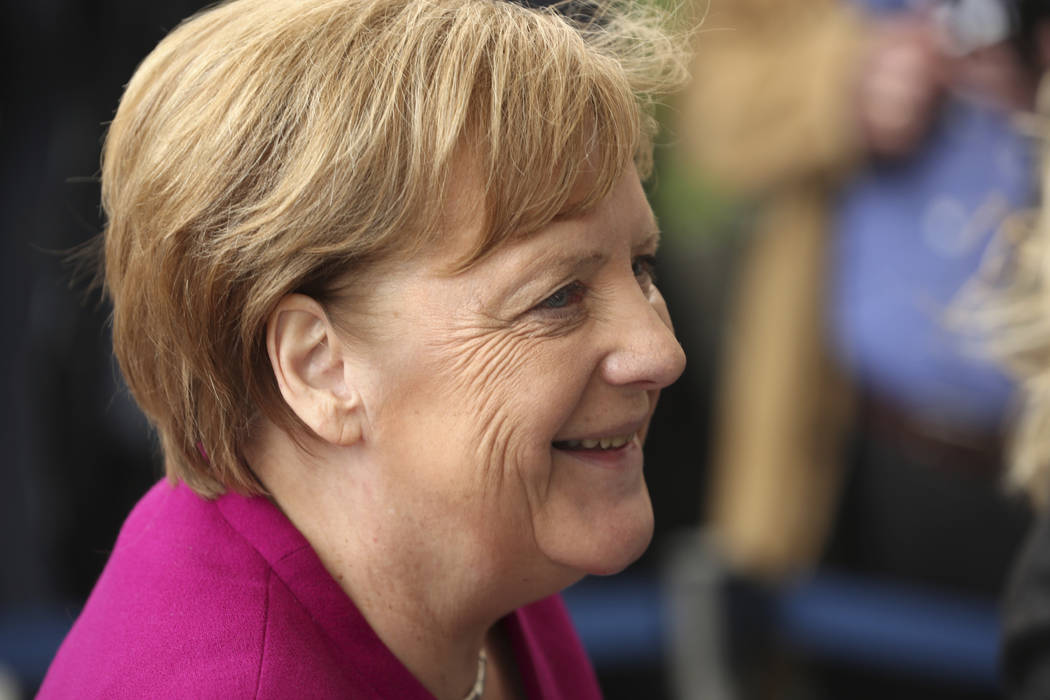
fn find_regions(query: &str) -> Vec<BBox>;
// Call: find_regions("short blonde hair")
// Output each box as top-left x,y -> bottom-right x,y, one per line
101,0 -> 687,497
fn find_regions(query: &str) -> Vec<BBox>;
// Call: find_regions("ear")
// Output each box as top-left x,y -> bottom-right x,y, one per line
267,294 -> 363,447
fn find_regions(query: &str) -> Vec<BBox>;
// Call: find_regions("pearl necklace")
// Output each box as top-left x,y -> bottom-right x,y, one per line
462,649 -> 488,700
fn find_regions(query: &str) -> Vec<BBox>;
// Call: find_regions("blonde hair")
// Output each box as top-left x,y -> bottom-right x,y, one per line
101,0 -> 688,497
950,102 -> 1050,505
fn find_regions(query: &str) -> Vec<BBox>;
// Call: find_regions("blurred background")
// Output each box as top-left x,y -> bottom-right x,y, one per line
2,0 -> 1046,698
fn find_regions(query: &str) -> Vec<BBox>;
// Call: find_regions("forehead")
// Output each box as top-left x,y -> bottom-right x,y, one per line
436,168 -> 657,280
431,160 -> 653,273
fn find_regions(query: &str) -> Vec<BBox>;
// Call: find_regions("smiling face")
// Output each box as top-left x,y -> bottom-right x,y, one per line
345,168 -> 685,587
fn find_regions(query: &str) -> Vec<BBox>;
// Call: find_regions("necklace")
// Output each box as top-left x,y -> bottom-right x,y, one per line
462,649 -> 487,700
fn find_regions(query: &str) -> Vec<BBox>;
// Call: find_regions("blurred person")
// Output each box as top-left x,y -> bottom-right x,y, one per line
37,0 -> 688,696
686,0 -> 1044,580
681,0 -> 1050,694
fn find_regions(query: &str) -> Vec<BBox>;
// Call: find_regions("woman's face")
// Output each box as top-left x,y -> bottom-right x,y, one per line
349,169 -> 685,582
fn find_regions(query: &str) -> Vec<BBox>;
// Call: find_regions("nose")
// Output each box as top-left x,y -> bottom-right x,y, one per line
600,286 -> 686,391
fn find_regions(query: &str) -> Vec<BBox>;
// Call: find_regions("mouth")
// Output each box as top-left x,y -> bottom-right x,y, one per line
552,432 -> 637,452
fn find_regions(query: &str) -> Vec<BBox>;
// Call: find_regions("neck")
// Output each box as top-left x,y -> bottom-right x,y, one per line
247,422 -> 577,699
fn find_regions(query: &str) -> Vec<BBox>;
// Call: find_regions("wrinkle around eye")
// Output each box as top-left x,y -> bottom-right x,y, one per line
515,305 -> 589,339
537,281 -> 586,311
520,283 -> 601,336
521,281 -> 619,337
431,317 -> 546,395
428,322 -> 550,481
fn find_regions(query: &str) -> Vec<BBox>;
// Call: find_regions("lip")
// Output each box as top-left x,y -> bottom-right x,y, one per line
553,434 -> 643,470
551,416 -> 649,470
552,416 -> 650,446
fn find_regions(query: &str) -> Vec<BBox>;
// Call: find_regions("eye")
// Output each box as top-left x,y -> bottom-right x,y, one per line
538,281 -> 586,311
632,254 -> 658,289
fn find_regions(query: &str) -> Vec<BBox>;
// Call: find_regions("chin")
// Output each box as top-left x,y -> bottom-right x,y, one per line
586,509 -> 654,576
564,492 -> 655,577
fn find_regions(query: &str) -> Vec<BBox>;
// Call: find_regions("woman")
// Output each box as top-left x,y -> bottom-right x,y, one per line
39,0 -> 687,697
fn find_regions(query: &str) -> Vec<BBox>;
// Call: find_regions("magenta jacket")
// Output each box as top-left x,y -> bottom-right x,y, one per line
39,481 -> 602,699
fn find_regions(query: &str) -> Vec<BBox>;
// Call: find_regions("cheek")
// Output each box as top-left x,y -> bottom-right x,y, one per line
429,325 -> 577,486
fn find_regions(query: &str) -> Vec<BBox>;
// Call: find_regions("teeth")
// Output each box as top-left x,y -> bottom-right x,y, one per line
555,433 -> 635,450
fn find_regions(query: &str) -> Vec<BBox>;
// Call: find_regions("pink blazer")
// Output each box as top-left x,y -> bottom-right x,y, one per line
39,481 -> 602,699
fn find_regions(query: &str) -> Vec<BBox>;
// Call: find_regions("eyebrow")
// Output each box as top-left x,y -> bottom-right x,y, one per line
492,226 -> 662,307
534,249 -> 608,275
517,225 -> 662,279
641,228 -> 661,250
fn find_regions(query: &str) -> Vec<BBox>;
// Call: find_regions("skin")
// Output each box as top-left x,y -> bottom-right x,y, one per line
857,16 -> 945,158
252,168 -> 685,699
857,14 -> 1050,159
